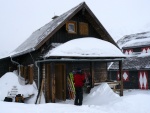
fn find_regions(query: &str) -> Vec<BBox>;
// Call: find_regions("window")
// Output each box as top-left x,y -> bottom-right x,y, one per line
66,21 -> 77,34
79,22 -> 89,35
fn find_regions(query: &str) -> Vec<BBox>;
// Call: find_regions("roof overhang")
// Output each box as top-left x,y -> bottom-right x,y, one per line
36,57 -> 125,64
10,48 -> 35,58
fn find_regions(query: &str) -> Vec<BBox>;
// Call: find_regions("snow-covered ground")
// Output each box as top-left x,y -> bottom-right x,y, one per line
0,72 -> 150,113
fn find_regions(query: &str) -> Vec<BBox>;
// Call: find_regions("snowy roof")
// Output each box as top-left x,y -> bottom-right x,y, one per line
109,56 -> 150,70
117,31 -> 150,49
108,31 -> 150,70
10,2 -> 84,57
44,37 -> 125,58
9,2 -> 117,58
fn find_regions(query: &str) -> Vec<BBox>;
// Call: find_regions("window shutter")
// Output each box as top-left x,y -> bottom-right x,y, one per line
79,22 -> 88,35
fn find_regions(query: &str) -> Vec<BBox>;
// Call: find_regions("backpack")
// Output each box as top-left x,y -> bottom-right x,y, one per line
15,94 -> 24,103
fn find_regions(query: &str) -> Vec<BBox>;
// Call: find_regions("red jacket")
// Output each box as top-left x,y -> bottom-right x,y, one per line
74,73 -> 85,87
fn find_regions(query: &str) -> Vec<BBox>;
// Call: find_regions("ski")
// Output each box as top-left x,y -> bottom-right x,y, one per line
67,77 -> 74,99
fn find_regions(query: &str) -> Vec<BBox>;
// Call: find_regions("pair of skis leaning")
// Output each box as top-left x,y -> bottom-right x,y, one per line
67,72 -> 75,99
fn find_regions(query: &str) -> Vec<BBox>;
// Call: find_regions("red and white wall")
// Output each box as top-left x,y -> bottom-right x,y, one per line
117,70 -> 149,89
138,71 -> 148,89
141,47 -> 150,53
117,71 -> 129,81
123,49 -> 133,55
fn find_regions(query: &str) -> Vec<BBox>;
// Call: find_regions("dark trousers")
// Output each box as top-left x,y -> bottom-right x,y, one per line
74,87 -> 83,105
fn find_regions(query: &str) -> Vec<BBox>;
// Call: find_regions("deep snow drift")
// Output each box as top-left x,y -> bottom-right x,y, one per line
0,72 -> 38,103
83,83 -> 120,105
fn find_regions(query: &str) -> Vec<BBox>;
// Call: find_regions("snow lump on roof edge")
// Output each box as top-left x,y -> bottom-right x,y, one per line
44,37 -> 125,58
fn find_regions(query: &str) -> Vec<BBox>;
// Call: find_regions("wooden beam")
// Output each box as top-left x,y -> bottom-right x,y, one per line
20,65 -> 24,77
119,61 -> 123,96
90,62 -> 94,88
29,64 -> 34,84
45,64 -> 51,103
51,62 -> 55,103
63,64 -> 66,101
23,66 -> 27,80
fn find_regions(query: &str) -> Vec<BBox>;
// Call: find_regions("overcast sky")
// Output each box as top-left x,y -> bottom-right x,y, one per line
0,0 -> 150,54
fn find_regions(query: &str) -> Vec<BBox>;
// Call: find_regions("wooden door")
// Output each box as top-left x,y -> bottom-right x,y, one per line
55,64 -> 66,100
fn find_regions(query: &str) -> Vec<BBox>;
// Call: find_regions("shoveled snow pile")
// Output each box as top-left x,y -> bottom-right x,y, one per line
0,72 -> 38,103
83,83 -> 120,105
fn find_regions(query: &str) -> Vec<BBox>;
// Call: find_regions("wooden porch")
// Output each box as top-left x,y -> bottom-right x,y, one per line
35,59 -> 124,103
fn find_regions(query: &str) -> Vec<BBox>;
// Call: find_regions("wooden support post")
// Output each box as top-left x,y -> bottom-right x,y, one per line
39,78 -> 44,104
23,66 -> 27,79
20,65 -> 24,77
35,63 -> 45,104
45,64 -> 51,103
51,63 -> 55,103
28,64 -> 34,84
90,62 -> 94,88
42,64 -> 46,95
119,61 -> 123,96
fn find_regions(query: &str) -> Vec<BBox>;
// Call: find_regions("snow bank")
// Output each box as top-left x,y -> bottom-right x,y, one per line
84,83 -> 120,105
0,72 -> 38,103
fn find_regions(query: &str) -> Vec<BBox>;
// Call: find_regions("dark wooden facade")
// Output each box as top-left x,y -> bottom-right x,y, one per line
0,57 -> 13,78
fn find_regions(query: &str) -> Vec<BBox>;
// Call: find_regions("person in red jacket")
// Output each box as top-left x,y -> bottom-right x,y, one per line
74,68 -> 85,105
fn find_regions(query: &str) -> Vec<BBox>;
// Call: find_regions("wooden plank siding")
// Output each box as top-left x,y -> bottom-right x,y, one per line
50,63 -> 55,103
94,62 -> 107,83
0,58 -> 13,78
28,64 -> 34,84
41,10 -> 101,54
90,62 -> 94,87
55,64 -> 66,100
45,64 -> 51,103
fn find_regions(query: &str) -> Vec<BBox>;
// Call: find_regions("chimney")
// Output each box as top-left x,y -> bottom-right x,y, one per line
52,15 -> 59,19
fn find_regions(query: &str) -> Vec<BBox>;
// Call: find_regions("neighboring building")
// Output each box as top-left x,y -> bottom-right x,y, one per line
108,31 -> 150,90
0,2 -> 125,103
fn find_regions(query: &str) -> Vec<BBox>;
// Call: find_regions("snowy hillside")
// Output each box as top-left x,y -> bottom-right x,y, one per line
117,31 -> 150,48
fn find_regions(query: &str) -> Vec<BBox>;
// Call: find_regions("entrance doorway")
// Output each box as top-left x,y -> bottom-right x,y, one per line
55,64 -> 66,100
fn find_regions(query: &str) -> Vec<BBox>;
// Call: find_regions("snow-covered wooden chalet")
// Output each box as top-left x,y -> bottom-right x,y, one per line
0,2 -> 125,103
108,31 -> 150,90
